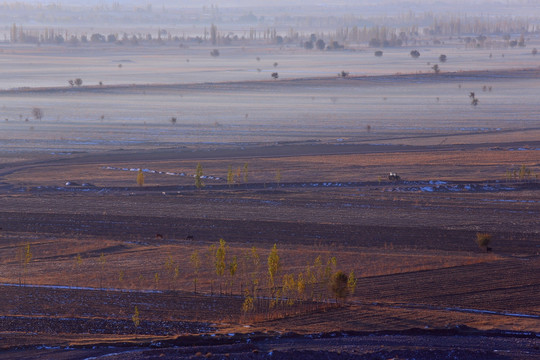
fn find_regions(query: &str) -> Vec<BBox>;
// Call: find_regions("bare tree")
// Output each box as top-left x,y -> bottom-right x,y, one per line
32,107 -> 43,120
315,39 -> 325,50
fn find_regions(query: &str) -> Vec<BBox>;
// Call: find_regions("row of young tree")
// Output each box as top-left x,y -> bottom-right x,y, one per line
505,164 -> 538,182
172,239 -> 358,319
15,239 -> 357,320
137,162 -> 283,189
9,12 -> 539,48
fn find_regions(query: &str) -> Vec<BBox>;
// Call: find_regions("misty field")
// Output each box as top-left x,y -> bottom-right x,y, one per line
1,43 -> 540,155
0,34 -> 539,359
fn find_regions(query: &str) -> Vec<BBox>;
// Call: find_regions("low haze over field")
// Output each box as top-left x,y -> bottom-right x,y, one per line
0,1 -> 539,359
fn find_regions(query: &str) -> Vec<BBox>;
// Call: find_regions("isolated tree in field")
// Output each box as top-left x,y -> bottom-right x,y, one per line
190,250 -> 201,293
271,72 -> 279,79
323,257 -> 338,297
195,162 -> 204,189
347,271 -> 357,297
210,49 -> 220,57
432,64 -> 440,74
132,306 -> 140,328
215,238 -> 227,293
331,271 -> 349,302
227,165 -> 234,187
241,288 -> 254,318
32,107 -> 43,120
267,244 -> 281,295
210,23 -> 218,45
476,233 -> 493,252
469,92 -> 479,106
207,244 -> 217,294
275,169 -> 282,186
249,246 -> 261,299
410,50 -> 420,58
243,163 -> 249,183
296,272 -> 306,302
154,272 -> 160,289
518,164 -> 531,181
136,169 -> 144,186
243,289 -> 255,311
74,78 -> 83,87
439,54 -> 447,62
374,50 -> 383,57
229,255 -> 238,294
282,273 -> 296,306
518,34 -> 525,47
68,79 -> 74,87
17,243 -> 32,285
236,167 -> 242,183
315,39 -> 325,50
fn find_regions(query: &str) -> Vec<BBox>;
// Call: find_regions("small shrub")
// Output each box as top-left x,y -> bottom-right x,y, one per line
410,50 -> 420,58
476,233 -> 492,252
32,107 -> 43,120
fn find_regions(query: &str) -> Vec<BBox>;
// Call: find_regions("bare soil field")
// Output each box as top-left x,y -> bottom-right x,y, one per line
0,140 -> 538,358
0,43 -> 539,358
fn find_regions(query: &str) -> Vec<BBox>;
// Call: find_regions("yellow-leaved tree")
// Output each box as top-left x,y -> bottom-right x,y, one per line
195,163 -> 204,189
136,169 -> 144,186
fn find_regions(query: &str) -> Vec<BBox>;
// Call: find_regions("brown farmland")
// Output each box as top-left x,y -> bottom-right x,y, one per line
0,43 -> 539,359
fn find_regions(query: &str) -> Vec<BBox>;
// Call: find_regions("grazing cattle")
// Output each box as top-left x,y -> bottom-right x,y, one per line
186,235 -> 194,240
155,233 -> 164,240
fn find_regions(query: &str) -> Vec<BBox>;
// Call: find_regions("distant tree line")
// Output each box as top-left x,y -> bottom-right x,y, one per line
7,12 -> 538,49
